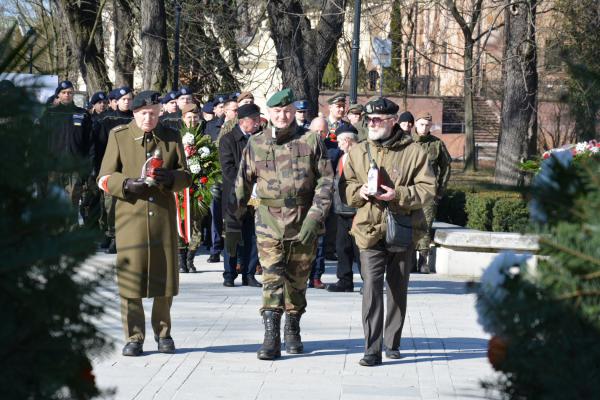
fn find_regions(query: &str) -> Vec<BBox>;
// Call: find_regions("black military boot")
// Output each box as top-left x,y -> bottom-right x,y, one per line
284,313 -> 304,354
187,248 -> 197,273
257,310 -> 282,360
106,238 -> 117,254
179,249 -> 188,273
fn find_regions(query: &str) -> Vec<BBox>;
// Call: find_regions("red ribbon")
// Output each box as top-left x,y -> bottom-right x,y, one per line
174,188 -> 191,244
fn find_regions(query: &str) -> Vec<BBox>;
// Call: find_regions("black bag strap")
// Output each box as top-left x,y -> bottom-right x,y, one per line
365,141 -> 373,164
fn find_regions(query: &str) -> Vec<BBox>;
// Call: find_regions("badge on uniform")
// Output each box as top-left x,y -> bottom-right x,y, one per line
73,113 -> 84,126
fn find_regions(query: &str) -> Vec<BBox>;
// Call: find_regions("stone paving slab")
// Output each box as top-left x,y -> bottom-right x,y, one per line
88,250 -> 496,400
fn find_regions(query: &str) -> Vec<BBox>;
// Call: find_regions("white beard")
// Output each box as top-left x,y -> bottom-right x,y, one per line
368,127 -> 391,141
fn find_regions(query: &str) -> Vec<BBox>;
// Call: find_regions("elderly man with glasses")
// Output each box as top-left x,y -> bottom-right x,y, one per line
340,97 -> 435,367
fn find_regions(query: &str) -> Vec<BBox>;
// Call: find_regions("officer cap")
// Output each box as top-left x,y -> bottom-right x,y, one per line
55,80 -> 74,95
238,103 -> 261,119
327,92 -> 347,105
347,103 -> 364,114
294,100 -> 308,111
415,111 -> 432,122
213,94 -> 229,106
398,111 -> 415,124
266,88 -> 295,108
334,123 -> 358,137
132,90 -> 161,111
202,101 -> 215,114
364,97 -> 399,115
90,91 -> 107,105
114,86 -> 133,100
176,86 -> 192,98
160,90 -> 178,104
237,91 -> 254,103
181,103 -> 199,115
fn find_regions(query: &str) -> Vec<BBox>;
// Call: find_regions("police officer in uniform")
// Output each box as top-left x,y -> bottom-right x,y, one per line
234,88 -> 333,360
94,86 -> 135,252
97,90 -> 191,357
88,91 -> 108,122
204,94 -> 227,142
294,100 -> 310,129
412,112 -> 451,273
40,80 -> 93,216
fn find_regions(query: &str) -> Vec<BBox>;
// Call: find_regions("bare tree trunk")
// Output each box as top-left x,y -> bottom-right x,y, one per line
446,0 -> 483,172
464,39 -> 476,171
141,0 -> 169,91
54,0 -> 112,92
267,0 -> 347,119
495,0 -> 538,186
113,0 -> 135,87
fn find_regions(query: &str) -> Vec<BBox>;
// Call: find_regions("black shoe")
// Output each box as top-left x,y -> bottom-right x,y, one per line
418,250 -> 430,274
187,249 -> 197,273
207,253 -> 220,263
385,349 -> 401,359
284,313 -> 303,354
179,249 -> 188,273
325,253 -> 338,261
99,235 -> 111,250
359,287 -> 363,295
122,342 -> 143,357
243,276 -> 263,287
359,354 -> 382,366
326,282 -> 354,292
257,310 -> 282,360
157,337 -> 176,354
106,238 -> 117,254
223,279 -> 234,287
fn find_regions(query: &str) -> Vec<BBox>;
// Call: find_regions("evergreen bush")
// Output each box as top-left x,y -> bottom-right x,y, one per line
492,198 -> 529,233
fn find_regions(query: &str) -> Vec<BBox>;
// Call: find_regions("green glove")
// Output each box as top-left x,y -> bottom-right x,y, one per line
225,230 -> 243,257
298,217 -> 320,246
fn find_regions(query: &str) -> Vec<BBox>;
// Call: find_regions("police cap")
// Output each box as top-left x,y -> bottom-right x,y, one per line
294,100 -> 308,111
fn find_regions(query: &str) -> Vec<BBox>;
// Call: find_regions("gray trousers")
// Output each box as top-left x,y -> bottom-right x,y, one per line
360,243 -> 413,356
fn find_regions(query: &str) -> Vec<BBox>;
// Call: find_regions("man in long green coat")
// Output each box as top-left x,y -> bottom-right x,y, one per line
97,90 -> 192,356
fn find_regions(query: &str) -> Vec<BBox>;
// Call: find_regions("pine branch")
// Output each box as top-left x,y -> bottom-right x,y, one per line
538,236 -> 600,268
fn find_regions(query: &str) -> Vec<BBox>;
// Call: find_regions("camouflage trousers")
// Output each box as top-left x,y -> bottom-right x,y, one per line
258,237 -> 317,315
415,201 -> 438,251
178,219 -> 203,251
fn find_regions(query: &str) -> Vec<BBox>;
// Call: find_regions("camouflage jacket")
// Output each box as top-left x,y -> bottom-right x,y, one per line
235,121 -> 333,241
411,133 -> 452,198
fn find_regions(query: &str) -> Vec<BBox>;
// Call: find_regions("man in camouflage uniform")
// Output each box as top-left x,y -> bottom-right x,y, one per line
234,88 -> 333,360
412,112 -> 451,273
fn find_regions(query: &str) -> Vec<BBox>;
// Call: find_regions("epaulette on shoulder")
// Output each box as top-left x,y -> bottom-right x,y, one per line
110,124 -> 129,135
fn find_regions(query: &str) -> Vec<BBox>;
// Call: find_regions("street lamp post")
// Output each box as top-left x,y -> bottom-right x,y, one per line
173,2 -> 182,90
349,0 -> 361,104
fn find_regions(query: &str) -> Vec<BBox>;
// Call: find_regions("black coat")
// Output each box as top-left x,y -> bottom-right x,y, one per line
41,102 -> 93,163
92,108 -> 133,173
219,125 -> 251,228
205,117 -> 224,142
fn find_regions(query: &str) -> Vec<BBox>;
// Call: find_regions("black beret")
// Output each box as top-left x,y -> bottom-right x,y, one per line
176,86 -> 192,98
202,101 -> 215,114
364,97 -> 399,115
160,90 -> 178,104
132,90 -> 161,111
90,91 -> 107,105
114,86 -> 133,100
398,111 -> 415,124
238,103 -> 261,119
107,89 -> 119,100
213,94 -> 229,106
55,80 -> 73,95
334,123 -> 359,137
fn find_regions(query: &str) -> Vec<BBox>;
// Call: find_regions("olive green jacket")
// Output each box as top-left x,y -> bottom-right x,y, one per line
340,125 -> 436,250
412,132 -> 452,198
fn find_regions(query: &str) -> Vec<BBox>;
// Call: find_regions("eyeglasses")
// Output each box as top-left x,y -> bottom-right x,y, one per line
366,116 -> 393,125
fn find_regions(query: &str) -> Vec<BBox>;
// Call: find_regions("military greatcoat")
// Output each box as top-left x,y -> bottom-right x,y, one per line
98,121 -> 191,298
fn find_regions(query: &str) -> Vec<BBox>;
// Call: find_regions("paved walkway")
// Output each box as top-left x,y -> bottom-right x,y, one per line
89,250 -> 495,400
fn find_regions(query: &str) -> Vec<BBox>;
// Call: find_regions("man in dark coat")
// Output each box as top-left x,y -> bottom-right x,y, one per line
93,86 -> 134,253
220,103 -> 262,288
97,90 -> 191,357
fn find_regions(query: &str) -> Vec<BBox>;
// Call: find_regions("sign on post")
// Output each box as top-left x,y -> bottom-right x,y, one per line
372,37 -> 392,68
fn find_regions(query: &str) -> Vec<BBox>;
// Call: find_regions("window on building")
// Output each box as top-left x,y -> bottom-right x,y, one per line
368,70 -> 379,91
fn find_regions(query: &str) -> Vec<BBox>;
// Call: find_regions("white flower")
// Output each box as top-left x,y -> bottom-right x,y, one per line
189,163 -> 201,174
591,146 -> 599,154
199,146 -> 210,158
182,133 -> 195,146
476,252 -> 531,334
575,142 -> 587,153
